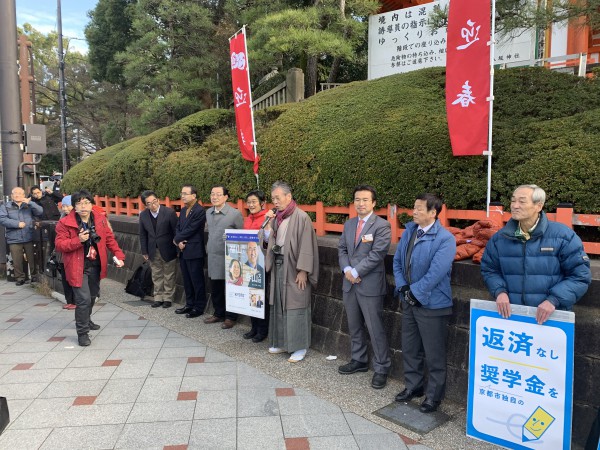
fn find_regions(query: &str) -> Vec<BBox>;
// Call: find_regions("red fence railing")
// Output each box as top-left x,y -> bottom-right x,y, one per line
94,195 -> 600,255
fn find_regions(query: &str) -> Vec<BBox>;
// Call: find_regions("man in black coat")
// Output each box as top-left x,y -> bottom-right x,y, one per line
173,185 -> 207,318
30,186 -> 61,220
139,190 -> 179,308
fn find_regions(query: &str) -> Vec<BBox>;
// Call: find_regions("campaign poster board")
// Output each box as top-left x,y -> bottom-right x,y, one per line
467,299 -> 575,450
224,229 -> 265,319
368,0 -> 535,80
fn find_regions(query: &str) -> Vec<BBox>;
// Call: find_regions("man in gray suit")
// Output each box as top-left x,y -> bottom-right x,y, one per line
203,185 -> 244,329
338,185 -> 391,389
139,190 -> 178,308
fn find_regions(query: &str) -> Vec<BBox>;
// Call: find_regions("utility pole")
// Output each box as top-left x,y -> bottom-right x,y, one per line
57,0 -> 70,174
0,0 -> 23,198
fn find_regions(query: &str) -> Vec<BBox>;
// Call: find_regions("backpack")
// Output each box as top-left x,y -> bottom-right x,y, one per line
125,261 -> 154,299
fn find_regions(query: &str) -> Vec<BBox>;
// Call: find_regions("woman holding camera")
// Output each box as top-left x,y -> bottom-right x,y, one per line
55,190 -> 125,347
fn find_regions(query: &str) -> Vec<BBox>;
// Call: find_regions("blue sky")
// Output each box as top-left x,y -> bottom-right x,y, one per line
16,0 -> 99,54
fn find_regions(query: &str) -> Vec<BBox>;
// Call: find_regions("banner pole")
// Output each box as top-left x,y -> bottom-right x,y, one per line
485,0 -> 497,217
242,26 -> 260,183
229,27 -> 244,42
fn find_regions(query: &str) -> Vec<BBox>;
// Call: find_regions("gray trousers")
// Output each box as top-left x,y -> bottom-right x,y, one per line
401,303 -> 450,402
344,289 -> 391,374
72,265 -> 101,336
9,242 -> 36,281
149,253 -> 177,301
268,256 -> 311,352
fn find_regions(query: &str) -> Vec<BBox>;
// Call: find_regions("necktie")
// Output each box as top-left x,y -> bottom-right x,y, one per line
417,228 -> 425,239
355,219 -> 364,245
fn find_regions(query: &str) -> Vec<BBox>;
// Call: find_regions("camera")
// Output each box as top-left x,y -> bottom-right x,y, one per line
88,226 -> 101,244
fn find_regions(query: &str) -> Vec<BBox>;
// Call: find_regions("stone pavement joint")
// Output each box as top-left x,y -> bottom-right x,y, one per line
0,279 -> 497,449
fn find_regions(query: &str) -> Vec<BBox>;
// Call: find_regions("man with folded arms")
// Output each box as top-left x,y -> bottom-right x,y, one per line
338,185 -> 391,389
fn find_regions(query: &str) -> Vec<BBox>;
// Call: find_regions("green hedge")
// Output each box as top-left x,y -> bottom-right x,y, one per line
63,67 -> 600,213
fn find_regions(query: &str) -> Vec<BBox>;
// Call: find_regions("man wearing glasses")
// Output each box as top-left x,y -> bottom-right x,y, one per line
55,190 -> 125,346
173,185 -> 207,318
139,190 -> 178,308
203,185 -> 244,329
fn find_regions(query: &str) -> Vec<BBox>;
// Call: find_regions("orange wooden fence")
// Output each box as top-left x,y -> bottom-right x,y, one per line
94,195 -> 600,255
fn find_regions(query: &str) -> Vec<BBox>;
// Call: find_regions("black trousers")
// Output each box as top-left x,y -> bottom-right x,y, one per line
58,264 -> 75,304
180,257 -> 207,312
72,265 -> 100,336
210,279 -> 237,321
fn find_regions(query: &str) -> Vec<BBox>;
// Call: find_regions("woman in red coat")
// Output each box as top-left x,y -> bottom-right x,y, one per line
55,190 -> 125,347
242,190 -> 270,343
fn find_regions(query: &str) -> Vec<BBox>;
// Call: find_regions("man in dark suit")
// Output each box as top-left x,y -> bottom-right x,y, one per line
338,185 -> 392,389
139,190 -> 178,308
173,185 -> 207,318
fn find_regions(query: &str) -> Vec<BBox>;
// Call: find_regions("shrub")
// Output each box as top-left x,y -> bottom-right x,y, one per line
63,67 -> 600,213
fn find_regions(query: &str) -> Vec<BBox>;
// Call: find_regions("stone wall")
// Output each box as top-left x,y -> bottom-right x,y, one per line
48,215 -> 600,446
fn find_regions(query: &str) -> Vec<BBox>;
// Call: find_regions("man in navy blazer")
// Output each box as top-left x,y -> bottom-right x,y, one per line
139,190 -> 178,308
173,185 -> 207,318
338,185 -> 392,389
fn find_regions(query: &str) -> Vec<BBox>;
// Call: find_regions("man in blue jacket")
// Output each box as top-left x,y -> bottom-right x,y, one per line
393,193 -> 456,413
0,187 -> 43,285
481,184 -> 591,325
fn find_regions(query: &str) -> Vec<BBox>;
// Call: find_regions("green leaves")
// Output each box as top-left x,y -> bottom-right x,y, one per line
64,66 -> 600,214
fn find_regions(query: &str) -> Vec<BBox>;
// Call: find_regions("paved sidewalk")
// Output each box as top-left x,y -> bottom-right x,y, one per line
0,279 -> 495,449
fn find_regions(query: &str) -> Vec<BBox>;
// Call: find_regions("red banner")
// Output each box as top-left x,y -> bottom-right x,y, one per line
230,29 -> 259,173
446,0 -> 491,156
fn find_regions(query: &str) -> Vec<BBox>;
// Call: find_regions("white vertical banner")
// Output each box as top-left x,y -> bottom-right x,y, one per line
224,229 -> 265,319
467,299 -> 575,449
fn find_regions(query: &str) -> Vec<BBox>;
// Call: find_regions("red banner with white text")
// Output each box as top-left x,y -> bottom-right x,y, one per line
446,0 -> 491,156
230,29 -> 259,173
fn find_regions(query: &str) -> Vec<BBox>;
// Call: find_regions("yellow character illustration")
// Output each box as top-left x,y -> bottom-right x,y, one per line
522,406 -> 555,442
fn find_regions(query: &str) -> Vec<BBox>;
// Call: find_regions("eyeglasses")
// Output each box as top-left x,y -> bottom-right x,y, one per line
145,199 -> 159,207
180,192 -> 192,196
76,200 -> 92,206
210,193 -> 224,198
246,200 -> 259,205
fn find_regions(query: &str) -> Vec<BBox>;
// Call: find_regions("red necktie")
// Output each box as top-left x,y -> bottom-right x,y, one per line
355,219 -> 364,245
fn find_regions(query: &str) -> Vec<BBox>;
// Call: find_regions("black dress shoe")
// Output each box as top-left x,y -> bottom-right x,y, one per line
420,399 -> 440,413
338,360 -> 368,375
151,301 -> 164,308
395,388 -> 425,402
252,334 -> 266,343
78,334 -> 91,347
15,280 -> 25,286
89,321 -> 101,331
371,372 -> 388,389
175,306 -> 193,314
185,309 -> 203,318
243,330 -> 257,340
162,301 -> 172,308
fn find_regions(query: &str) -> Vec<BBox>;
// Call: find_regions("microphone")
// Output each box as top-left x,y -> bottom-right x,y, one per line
260,208 -> 278,229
